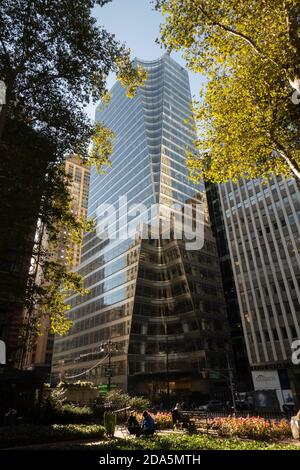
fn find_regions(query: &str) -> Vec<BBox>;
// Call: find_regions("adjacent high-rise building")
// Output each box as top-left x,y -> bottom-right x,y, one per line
25,155 -> 90,372
56,156 -> 90,269
218,177 -> 300,406
51,55 -> 231,401
206,182 -> 251,391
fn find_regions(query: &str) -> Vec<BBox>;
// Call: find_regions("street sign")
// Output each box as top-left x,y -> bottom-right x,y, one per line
209,371 -> 221,379
0,340 -> 6,364
104,366 -> 115,377
98,383 -> 117,395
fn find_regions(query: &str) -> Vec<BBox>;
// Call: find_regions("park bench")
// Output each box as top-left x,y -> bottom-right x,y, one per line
180,411 -> 211,433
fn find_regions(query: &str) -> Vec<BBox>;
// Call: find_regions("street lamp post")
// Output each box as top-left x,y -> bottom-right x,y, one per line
58,359 -> 65,382
227,354 -> 237,413
204,353 -> 237,413
166,332 -> 170,400
101,340 -> 117,391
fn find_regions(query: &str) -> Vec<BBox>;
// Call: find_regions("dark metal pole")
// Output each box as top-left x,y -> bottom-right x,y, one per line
227,353 -> 236,413
166,333 -> 170,399
108,340 -> 112,392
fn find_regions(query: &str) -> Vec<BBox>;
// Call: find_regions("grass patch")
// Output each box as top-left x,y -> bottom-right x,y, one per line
0,424 -> 105,448
1,427 -> 298,451
84,433 -> 300,451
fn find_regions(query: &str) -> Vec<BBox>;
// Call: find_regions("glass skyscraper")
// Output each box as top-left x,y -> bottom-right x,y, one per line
52,55 -> 230,401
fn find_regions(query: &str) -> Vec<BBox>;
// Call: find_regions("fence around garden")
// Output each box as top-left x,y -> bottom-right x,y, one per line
181,409 -> 294,420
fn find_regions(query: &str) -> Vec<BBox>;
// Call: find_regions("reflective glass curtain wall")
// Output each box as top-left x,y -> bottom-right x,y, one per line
52,55 -> 230,399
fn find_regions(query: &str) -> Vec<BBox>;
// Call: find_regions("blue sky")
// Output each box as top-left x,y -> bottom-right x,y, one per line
86,0 -> 204,120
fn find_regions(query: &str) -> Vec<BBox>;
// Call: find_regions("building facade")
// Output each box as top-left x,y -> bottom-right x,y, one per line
56,156 -> 90,269
25,155 -> 90,371
51,55 -> 231,401
218,177 -> 300,406
206,182 -> 251,391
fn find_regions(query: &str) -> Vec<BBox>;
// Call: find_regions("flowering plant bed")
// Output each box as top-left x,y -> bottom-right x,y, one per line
208,416 -> 291,441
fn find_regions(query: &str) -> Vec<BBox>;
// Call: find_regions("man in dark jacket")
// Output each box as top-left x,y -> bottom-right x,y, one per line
127,411 -> 141,436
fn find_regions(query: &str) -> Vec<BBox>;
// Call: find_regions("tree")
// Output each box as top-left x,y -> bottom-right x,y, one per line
156,0 -> 300,182
0,0 -> 145,152
0,0 -> 146,365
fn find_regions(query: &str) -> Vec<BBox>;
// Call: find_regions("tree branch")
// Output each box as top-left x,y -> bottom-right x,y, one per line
272,141 -> 300,180
0,37 -> 10,66
197,3 -> 281,70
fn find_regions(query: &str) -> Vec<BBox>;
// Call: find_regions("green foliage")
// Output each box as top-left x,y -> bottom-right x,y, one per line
103,390 -> 150,413
0,1 -> 147,360
88,123 -> 114,174
42,384 -> 94,424
48,384 -> 67,410
103,389 -> 152,409
103,411 -> 117,437
128,396 -> 150,412
156,0 -> 300,182
104,389 -> 130,409
0,424 -> 104,449
99,90 -> 112,108
28,162 -> 93,338
53,404 -> 93,424
115,50 -> 148,98
60,380 -> 98,390
72,432 -> 300,450
0,0 -> 137,153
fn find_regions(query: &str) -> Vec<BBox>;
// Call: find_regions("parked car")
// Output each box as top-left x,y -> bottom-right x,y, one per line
232,400 -> 253,411
282,403 -> 295,415
198,400 -> 224,412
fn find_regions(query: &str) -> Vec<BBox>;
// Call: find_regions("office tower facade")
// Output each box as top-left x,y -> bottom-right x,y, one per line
218,177 -> 300,405
206,182 -> 251,391
25,156 -> 90,371
56,156 -> 90,268
52,55 -> 230,400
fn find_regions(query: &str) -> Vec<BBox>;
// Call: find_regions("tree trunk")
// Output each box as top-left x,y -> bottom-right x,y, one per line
0,103 -> 7,141
277,149 -> 300,181
289,76 -> 300,96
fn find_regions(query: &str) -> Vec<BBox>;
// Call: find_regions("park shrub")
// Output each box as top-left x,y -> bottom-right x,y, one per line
59,381 -> 98,390
103,389 -> 151,413
128,396 -> 150,412
0,424 -> 105,448
41,382 -> 94,424
53,404 -> 93,424
104,389 -> 130,409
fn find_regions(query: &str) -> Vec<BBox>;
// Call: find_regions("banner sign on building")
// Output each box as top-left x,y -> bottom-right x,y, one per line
0,340 -> 6,364
251,370 -> 294,408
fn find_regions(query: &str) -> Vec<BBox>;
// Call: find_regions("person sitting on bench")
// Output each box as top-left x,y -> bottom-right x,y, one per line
127,411 -> 141,436
171,403 -> 182,428
140,410 -> 155,436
